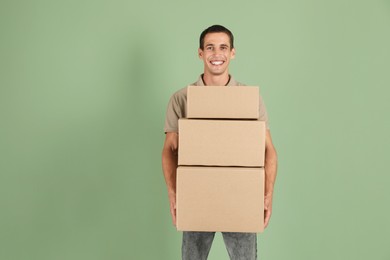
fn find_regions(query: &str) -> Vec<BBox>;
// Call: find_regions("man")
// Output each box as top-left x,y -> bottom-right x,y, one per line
162,25 -> 278,260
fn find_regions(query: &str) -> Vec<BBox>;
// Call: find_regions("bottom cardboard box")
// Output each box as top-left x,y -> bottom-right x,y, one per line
176,166 -> 264,233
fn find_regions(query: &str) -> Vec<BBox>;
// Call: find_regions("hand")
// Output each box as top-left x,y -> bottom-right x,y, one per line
264,194 -> 273,228
168,193 -> 176,227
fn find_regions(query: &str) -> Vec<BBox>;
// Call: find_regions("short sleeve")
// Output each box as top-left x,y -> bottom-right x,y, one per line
164,95 -> 180,133
163,87 -> 188,133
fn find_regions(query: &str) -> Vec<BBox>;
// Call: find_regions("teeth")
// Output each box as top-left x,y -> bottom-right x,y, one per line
211,61 -> 223,65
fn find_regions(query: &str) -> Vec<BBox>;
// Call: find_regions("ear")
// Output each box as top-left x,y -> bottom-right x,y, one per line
230,48 -> 236,59
198,48 -> 203,59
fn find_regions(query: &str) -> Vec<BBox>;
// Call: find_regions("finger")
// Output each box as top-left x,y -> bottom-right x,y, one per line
264,217 -> 269,228
170,204 -> 177,226
171,208 -> 176,226
264,210 -> 271,228
264,198 -> 269,209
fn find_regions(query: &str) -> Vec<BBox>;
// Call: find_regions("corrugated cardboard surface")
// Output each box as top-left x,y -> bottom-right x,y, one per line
176,166 -> 264,233
186,86 -> 259,119
178,119 -> 265,167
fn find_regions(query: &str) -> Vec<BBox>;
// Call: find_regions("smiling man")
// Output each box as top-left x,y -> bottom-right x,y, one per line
162,25 -> 278,260
200,30 -> 235,83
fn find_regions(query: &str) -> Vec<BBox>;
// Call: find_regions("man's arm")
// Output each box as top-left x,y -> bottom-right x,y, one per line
264,129 -> 278,228
162,132 -> 179,226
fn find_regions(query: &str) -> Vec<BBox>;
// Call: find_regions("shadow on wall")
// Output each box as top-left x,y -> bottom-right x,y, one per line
126,33 -> 178,259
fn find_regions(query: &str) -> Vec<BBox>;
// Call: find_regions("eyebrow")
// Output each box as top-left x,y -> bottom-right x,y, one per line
205,43 -> 230,48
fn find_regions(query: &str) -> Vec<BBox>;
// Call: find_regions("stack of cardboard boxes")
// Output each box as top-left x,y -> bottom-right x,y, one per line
176,86 -> 266,233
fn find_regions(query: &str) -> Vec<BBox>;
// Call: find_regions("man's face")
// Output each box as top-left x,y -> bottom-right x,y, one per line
198,32 -> 235,76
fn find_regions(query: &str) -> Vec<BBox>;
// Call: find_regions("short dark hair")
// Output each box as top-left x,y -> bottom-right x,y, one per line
199,25 -> 234,50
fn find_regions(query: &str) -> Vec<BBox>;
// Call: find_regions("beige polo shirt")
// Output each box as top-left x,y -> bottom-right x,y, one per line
164,75 -> 269,133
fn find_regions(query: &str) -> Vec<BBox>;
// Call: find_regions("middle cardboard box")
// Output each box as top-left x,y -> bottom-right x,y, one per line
178,119 -> 266,167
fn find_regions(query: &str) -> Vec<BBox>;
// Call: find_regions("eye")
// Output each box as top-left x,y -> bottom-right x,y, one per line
206,46 -> 213,51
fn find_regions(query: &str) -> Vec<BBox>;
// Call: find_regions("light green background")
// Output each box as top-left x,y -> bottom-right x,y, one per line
1,0 -> 389,259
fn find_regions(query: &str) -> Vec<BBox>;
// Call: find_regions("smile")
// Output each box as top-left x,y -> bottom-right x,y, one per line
210,60 -> 224,66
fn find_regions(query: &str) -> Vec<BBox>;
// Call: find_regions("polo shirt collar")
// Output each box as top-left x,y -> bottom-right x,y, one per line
195,74 -> 238,86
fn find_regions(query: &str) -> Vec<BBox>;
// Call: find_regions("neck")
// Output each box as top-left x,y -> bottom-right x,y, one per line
202,72 -> 230,86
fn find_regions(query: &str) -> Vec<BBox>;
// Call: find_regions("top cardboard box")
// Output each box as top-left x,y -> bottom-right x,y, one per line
187,86 -> 259,119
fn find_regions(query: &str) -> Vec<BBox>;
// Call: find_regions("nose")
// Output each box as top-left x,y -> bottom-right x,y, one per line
213,48 -> 222,55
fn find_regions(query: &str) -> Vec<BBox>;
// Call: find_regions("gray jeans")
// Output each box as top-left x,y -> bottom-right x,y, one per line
182,231 -> 257,260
